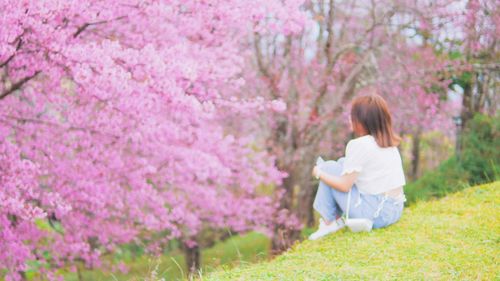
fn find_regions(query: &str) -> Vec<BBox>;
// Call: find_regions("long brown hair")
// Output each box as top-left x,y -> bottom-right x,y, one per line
350,94 -> 401,148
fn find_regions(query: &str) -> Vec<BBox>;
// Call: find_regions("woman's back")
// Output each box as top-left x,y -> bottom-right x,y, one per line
342,135 -> 406,195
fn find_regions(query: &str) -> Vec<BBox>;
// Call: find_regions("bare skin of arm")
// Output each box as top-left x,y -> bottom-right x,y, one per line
312,166 -> 358,193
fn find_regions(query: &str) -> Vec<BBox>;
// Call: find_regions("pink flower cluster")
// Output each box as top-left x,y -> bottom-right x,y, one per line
0,0 -> 305,280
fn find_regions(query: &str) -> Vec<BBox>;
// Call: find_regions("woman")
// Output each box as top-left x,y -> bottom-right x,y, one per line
309,94 -> 406,240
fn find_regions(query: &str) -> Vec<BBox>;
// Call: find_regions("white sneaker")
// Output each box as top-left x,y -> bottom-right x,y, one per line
308,218 -> 345,240
319,217 -> 326,228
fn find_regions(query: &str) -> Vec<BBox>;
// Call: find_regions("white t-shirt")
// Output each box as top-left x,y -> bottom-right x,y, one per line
341,135 -> 406,195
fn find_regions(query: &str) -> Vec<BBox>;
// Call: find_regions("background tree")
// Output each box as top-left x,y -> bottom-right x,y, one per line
456,0 -> 499,128
0,1 -> 306,279
244,0 -> 462,252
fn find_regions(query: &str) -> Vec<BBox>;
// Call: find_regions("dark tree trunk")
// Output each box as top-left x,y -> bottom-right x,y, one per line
296,160 -> 318,228
18,271 -> 27,281
410,131 -> 421,181
278,169 -> 296,211
270,222 -> 301,256
297,179 -> 317,227
270,169 -> 301,255
460,82 -> 473,130
474,73 -> 485,113
77,265 -> 84,281
182,244 -> 201,278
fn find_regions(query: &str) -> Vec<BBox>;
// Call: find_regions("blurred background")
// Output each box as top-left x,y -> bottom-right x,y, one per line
0,0 -> 498,280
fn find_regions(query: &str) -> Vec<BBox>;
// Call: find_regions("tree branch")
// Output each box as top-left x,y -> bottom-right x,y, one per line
73,15 -> 127,38
0,71 -> 40,100
253,32 -> 280,98
0,33 -> 24,68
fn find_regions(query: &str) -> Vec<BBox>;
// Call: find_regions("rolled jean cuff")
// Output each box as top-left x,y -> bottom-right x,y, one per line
313,201 -> 338,222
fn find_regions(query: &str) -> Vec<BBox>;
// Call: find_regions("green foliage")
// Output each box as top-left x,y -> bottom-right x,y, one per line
450,71 -> 473,90
405,113 -> 499,204
461,113 -> 500,185
205,182 -> 500,281
404,156 -> 469,204
448,50 -> 463,60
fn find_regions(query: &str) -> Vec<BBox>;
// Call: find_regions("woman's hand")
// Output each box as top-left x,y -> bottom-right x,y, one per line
312,166 -> 321,179
312,164 -> 358,192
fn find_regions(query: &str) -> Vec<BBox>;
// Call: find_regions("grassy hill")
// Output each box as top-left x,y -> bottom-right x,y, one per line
204,181 -> 500,281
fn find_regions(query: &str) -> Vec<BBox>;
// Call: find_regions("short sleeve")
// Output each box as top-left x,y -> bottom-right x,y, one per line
341,140 -> 366,175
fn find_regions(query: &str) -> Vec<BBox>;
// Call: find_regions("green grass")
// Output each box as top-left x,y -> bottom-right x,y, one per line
57,231 -> 270,281
204,181 -> 500,281
52,227 -> 320,281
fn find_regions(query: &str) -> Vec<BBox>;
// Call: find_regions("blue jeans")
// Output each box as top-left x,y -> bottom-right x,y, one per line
313,158 -> 404,229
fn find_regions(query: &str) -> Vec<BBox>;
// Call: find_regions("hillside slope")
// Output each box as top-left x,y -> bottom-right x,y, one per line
205,181 -> 500,281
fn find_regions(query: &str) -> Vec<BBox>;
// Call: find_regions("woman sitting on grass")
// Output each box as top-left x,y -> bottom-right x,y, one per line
309,94 -> 406,240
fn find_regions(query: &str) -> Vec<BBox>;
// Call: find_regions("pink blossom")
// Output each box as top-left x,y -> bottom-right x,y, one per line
0,0 -> 305,278
270,99 -> 287,112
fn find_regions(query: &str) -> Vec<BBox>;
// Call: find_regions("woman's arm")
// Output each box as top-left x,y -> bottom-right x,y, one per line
312,166 -> 357,192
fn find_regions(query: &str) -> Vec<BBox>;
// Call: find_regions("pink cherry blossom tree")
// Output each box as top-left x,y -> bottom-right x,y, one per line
0,1 -> 306,279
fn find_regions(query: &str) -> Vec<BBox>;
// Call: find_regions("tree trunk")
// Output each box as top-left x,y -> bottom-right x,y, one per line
182,244 -> 200,278
18,271 -> 27,281
297,179 -> 317,227
296,156 -> 318,228
270,169 -> 301,255
460,82 -> 473,129
410,131 -> 421,181
77,265 -> 84,281
270,222 -> 301,256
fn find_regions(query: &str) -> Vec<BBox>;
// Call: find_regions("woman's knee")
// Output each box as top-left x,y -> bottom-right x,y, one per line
337,157 -> 345,165
314,182 -> 330,202
319,160 -> 343,176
